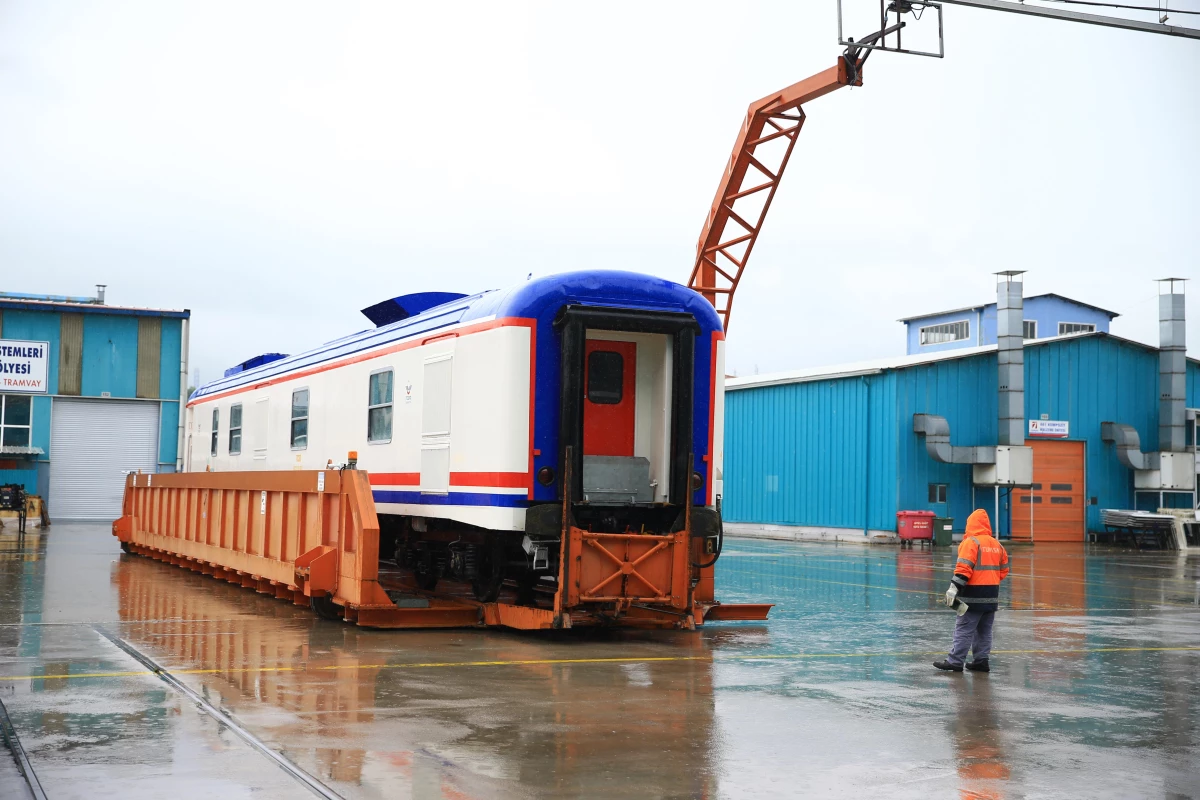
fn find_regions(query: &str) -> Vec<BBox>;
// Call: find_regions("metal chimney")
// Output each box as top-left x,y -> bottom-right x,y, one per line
96,284 -> 107,305
1157,278 -> 1187,453
996,271 -> 1025,447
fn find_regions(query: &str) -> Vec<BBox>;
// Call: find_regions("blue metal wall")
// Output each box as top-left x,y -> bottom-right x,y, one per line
726,334 -> 1199,537
724,372 -> 898,531
0,305 -> 187,491
904,296 -> 1114,355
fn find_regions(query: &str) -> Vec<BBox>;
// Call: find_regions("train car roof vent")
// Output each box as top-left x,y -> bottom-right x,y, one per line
361,292 -> 467,327
224,352 -> 289,378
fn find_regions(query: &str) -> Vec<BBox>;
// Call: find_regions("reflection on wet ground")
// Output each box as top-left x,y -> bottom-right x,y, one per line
0,524 -> 1197,798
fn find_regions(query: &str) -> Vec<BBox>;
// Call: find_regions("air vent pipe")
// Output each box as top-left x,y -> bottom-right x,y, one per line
1158,278 -> 1186,453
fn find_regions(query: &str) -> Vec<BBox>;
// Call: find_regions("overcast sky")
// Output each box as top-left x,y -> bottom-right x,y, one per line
1,1 -> 1197,386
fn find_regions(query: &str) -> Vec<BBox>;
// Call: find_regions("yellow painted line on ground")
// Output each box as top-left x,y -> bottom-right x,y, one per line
3,646 -> 1198,684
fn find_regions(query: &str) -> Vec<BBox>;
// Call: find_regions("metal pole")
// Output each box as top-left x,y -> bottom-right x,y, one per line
995,486 -> 1000,539
935,0 -> 1200,39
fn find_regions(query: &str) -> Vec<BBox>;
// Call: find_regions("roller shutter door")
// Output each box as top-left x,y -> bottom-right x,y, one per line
50,399 -> 159,521
1012,440 -> 1086,542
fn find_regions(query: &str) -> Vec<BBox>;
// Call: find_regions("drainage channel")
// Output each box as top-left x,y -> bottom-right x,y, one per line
0,694 -> 46,800
91,625 -> 344,800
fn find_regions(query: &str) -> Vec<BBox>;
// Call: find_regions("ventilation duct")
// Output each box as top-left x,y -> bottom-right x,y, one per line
1102,278 -> 1193,492
912,414 -> 995,464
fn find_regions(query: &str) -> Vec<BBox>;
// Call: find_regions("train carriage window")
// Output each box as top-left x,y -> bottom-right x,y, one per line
291,389 -> 309,449
368,370 -> 394,443
211,408 -> 219,456
587,350 -> 624,404
228,404 -> 242,455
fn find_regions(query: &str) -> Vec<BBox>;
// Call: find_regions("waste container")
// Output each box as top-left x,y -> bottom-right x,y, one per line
932,517 -> 954,547
896,511 -> 935,549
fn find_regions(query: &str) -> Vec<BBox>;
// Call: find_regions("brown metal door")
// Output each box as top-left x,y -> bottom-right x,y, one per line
1012,440 -> 1085,542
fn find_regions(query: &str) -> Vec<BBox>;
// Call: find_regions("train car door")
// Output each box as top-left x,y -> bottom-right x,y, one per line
583,340 -> 636,456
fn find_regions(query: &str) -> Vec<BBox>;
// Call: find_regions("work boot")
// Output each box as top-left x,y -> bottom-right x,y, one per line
965,659 -> 990,673
933,660 -> 963,672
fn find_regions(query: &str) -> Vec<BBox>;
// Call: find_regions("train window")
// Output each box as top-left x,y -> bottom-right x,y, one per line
210,408 -> 219,456
291,389 -> 309,449
228,404 -> 242,455
587,350 -> 623,404
368,370 -> 394,443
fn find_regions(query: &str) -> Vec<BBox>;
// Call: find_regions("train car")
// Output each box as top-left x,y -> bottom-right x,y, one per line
186,270 -> 726,602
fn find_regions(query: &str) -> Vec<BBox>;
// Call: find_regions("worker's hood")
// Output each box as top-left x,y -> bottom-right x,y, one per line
965,508 -> 994,538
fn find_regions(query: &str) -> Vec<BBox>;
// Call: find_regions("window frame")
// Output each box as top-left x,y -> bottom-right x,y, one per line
0,395 -> 34,450
1058,321 -> 1096,336
367,368 -> 394,445
918,319 -> 970,347
290,388 -> 310,451
928,483 -> 948,504
1023,320 -> 1037,340
211,407 -> 219,457
228,403 -> 243,455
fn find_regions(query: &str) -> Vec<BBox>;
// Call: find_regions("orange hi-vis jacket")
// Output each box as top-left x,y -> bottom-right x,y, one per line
951,509 -> 1010,608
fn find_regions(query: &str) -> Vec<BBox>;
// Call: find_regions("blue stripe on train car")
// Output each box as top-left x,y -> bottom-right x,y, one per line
372,490 -> 528,508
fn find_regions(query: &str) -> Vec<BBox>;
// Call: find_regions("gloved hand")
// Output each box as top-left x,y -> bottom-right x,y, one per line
944,584 -> 959,608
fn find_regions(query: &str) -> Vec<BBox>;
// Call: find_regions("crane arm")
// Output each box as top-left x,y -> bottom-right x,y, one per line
688,25 -> 899,331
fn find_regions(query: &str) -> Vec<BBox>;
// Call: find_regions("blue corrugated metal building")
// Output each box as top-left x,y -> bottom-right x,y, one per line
724,332 -> 1199,540
0,290 -> 189,520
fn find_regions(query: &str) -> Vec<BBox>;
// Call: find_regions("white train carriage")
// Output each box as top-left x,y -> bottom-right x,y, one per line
186,270 -> 726,601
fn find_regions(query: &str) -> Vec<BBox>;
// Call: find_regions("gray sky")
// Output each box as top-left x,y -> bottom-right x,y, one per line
1,1 -> 1197,386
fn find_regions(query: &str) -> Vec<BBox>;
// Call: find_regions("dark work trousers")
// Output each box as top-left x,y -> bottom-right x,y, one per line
947,608 -> 995,666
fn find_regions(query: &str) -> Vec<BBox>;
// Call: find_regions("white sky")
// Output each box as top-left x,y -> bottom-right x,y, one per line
1,1 -> 1197,386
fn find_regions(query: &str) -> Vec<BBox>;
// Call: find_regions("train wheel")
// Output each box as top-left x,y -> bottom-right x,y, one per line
414,552 -> 439,591
471,536 -> 506,602
310,594 -> 342,621
120,542 -> 133,555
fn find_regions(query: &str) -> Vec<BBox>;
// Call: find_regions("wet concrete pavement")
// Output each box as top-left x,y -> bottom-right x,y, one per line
1,523 -> 1198,799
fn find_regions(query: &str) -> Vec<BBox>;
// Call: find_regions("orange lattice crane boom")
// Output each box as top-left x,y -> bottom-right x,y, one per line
688,27 -> 897,330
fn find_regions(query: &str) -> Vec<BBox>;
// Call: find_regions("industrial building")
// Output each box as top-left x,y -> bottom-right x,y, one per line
723,277 -> 1198,542
0,288 -> 189,521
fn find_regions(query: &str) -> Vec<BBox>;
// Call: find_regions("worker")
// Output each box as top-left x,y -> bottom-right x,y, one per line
934,508 -> 1009,673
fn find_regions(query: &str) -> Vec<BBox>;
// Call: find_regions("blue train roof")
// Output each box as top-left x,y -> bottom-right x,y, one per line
191,270 -> 720,401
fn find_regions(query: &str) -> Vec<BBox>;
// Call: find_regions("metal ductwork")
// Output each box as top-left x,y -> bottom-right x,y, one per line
1100,422 -> 1160,471
1102,279 -> 1193,493
996,271 -> 1025,447
1158,278 -> 1187,453
913,414 -> 995,464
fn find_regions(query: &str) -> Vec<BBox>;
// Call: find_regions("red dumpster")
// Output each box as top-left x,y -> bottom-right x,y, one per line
896,510 -> 935,542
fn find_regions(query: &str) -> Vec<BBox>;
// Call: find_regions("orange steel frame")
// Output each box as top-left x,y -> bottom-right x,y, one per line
688,56 -> 864,331
113,470 -> 770,631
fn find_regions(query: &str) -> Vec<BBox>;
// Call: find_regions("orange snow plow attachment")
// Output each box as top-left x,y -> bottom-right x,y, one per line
113,470 -> 770,630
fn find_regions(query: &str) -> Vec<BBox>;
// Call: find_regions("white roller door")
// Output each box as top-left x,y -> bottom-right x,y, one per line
50,399 -> 159,521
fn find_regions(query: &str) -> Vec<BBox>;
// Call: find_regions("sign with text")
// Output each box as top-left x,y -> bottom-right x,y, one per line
0,339 -> 50,393
1028,419 -> 1069,438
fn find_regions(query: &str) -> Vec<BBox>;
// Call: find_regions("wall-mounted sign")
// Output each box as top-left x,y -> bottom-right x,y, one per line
1029,419 -> 1069,438
0,339 -> 49,393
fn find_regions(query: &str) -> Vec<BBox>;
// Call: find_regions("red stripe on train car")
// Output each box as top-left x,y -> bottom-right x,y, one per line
369,472 -> 527,489
188,317 -> 537,407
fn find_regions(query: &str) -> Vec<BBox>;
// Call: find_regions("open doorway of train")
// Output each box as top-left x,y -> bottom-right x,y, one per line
1011,440 -> 1086,542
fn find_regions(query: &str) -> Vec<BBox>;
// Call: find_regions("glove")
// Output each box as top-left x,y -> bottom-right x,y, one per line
944,584 -> 958,608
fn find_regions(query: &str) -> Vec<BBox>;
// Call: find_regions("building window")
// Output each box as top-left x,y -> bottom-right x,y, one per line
587,350 -> 624,404
918,320 -> 970,346
0,395 -> 32,449
229,404 -> 242,455
211,408 -> 219,456
368,370 -> 393,443
928,483 -> 948,504
1023,320 -> 1037,339
1058,322 -> 1095,335
291,389 -> 309,449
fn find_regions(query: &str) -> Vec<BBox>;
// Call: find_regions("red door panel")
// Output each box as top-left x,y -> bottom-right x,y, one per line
583,340 -> 637,457
1012,440 -> 1085,542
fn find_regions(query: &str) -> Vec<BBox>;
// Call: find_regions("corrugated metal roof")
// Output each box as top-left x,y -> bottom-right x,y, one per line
0,296 -> 189,319
727,331 -> 1197,392
896,292 -> 1121,323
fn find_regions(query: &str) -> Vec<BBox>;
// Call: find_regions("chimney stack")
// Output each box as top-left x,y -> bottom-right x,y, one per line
96,284 -> 107,305
996,271 -> 1026,447
1157,278 -> 1186,453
